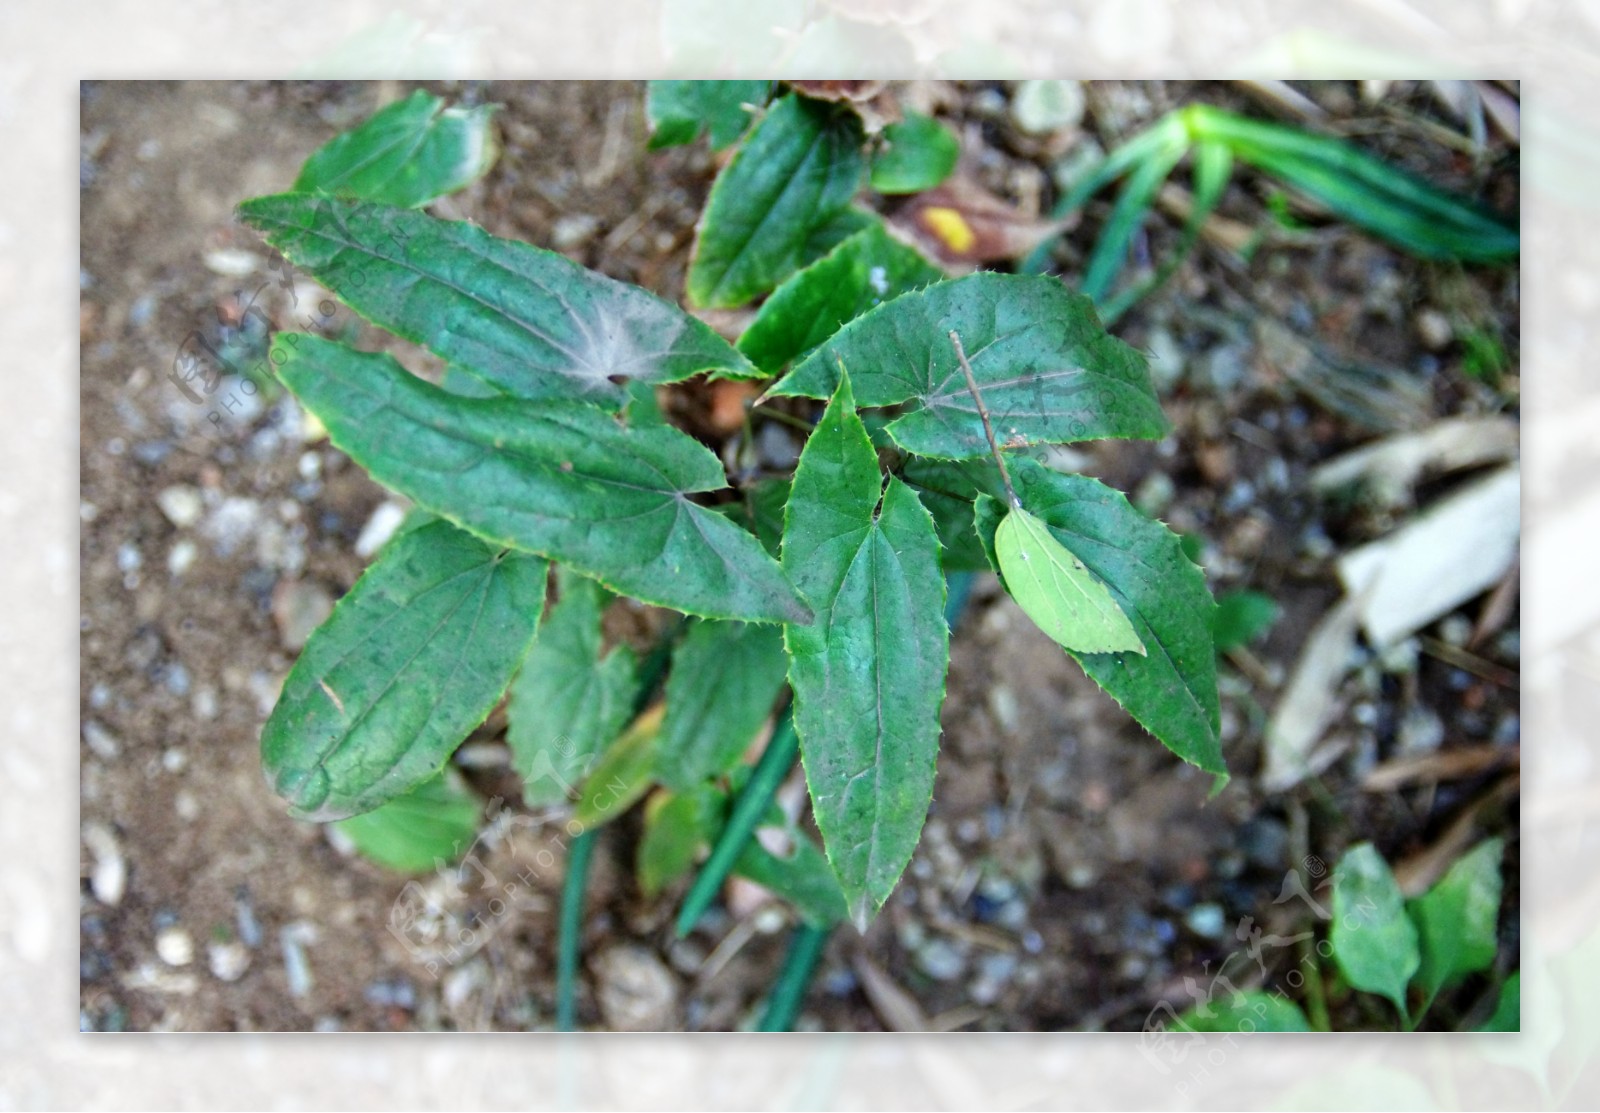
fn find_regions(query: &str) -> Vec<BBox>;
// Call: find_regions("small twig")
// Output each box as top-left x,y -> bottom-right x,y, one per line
948,331 -> 1018,507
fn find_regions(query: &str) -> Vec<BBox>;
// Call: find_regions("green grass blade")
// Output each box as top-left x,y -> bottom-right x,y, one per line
1081,138 -> 1187,304
1099,139 -> 1233,325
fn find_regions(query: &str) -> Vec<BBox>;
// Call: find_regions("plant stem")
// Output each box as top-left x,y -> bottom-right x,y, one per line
675,707 -> 799,937
555,827 -> 596,1031
758,922 -> 831,1031
948,331 -> 1018,507
1296,926 -> 1332,1032
552,616 -> 679,1032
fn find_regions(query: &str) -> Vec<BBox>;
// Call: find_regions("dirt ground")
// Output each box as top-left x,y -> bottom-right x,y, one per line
79,80 -> 1520,1032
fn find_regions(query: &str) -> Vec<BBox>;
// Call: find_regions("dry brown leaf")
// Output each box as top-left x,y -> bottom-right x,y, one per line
1338,465 -> 1521,648
891,176 -> 1072,269
1261,597 -> 1362,793
1362,744 -> 1518,793
1310,416 -> 1519,509
852,952 -> 928,1031
1391,773 -> 1519,897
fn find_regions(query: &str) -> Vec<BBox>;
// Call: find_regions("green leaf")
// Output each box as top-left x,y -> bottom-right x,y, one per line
1330,842 -> 1421,1020
1478,971 -> 1520,1032
507,571 -> 638,806
333,770 -> 481,874
995,504 -> 1146,656
638,784 -> 726,897
646,80 -> 771,150
783,374 -> 949,929
1182,105 -> 1518,264
292,89 -> 499,208
1409,837 -> 1504,1001
717,477 -> 790,558
735,826 -> 850,928
656,619 -> 789,792
737,220 -> 944,375
687,93 -> 866,309
770,273 -> 1169,459
1213,588 -> 1281,652
571,705 -> 664,829
1176,990 -> 1312,1033
799,206 -> 878,265
261,519 -> 548,821
900,458 -> 996,572
238,193 -> 758,407
868,112 -> 960,195
274,336 -> 810,625
971,456 -> 1223,773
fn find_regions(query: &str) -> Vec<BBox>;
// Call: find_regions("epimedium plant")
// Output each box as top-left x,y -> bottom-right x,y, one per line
1174,838 -> 1517,1033
238,82 -> 1222,987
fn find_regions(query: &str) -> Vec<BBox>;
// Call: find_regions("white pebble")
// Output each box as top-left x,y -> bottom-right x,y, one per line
208,940 -> 250,982
175,790 -> 200,822
355,501 -> 409,558
83,823 -> 126,906
156,486 -> 204,528
83,721 -> 120,760
191,684 -> 219,721
156,926 -> 194,967
167,539 -> 198,577
203,248 -> 261,277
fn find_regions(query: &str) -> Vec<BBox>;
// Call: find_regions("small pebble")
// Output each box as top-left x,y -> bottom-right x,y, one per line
280,921 -> 318,998
167,539 -> 198,577
208,940 -> 250,982
1438,613 -> 1473,648
1415,309 -> 1454,350
156,926 -> 195,967
83,823 -> 126,906
83,721 -> 120,760
354,501 -> 408,558
204,248 -> 261,277
363,976 -> 416,1010
175,790 -> 200,822
156,486 -> 204,528
204,497 -> 262,557
235,889 -> 264,949
915,937 -> 966,982
164,662 -> 191,697
551,213 -> 600,250
592,943 -> 680,1030
1184,903 -> 1228,940
1010,80 -> 1086,135
161,747 -> 187,773
192,684 -> 219,721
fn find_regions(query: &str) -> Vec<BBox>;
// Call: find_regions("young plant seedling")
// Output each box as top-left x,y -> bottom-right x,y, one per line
238,85 -> 1227,1010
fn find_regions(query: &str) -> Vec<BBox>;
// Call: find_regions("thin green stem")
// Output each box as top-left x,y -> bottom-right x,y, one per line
555,826 -> 596,1031
675,707 -> 799,937
758,922 -> 831,1031
1296,927 -> 1332,1032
